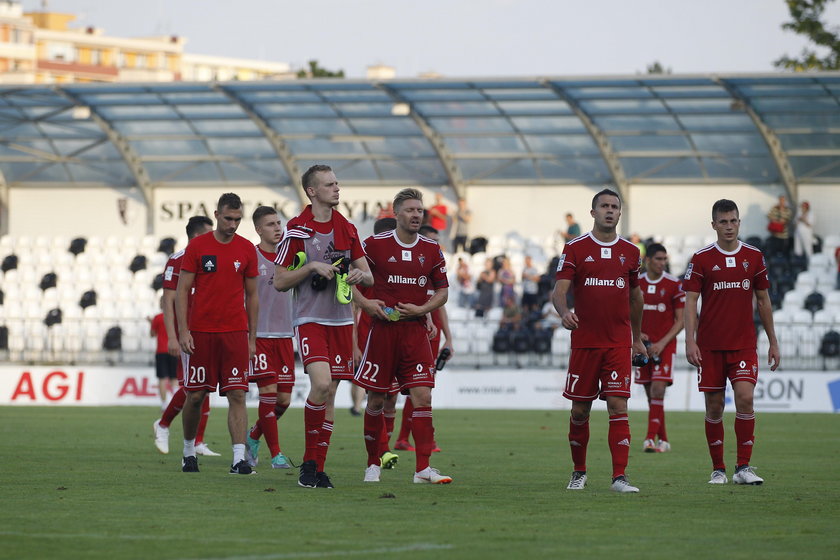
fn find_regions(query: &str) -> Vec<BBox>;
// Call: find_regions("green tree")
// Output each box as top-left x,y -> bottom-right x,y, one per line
775,0 -> 840,70
296,59 -> 345,78
646,61 -> 671,74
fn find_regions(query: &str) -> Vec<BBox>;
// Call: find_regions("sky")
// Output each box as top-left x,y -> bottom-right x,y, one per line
23,0 -> 840,78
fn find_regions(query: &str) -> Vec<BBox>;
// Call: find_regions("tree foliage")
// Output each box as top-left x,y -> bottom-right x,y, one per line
646,61 -> 672,74
775,0 -> 840,70
296,59 -> 345,79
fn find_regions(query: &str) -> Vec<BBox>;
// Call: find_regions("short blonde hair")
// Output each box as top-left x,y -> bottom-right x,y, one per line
393,188 -> 423,212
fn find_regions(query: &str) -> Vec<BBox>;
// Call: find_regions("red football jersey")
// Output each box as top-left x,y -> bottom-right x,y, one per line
162,250 -> 189,338
363,231 -> 448,308
639,272 -> 685,355
682,242 -> 769,351
150,313 -> 168,354
180,231 -> 258,333
555,232 -> 641,348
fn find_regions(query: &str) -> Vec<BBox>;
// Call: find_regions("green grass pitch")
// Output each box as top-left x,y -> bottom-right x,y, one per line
1,406 -> 838,559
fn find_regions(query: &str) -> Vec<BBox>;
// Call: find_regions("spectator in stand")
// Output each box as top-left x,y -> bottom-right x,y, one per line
521,255 -> 541,312
766,195 -> 792,257
537,299 -> 563,331
555,213 -> 581,254
835,245 -> 840,290
497,257 -> 516,306
630,233 -> 646,259
499,293 -> 522,330
563,213 -> 581,241
474,259 -> 496,317
428,193 -> 449,248
451,199 -> 472,254
456,257 -> 475,308
793,201 -> 815,259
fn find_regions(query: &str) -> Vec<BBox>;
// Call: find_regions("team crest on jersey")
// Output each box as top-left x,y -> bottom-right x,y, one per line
660,288 -> 665,297
742,260 -> 749,271
619,254 -> 625,266
234,260 -> 241,271
419,255 -> 425,265
201,255 -> 217,272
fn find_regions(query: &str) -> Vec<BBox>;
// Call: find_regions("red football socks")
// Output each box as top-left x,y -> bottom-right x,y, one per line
568,416 -> 589,472
647,399 -> 664,441
378,409 -> 396,456
316,421 -> 334,471
303,399 -> 325,464
411,406 -> 434,472
734,412 -> 756,467
195,395 -> 210,444
159,387 -> 186,428
258,393 -> 280,457
705,416 -> 726,471
397,398 -> 414,443
608,414 -> 631,479
364,405 -> 384,466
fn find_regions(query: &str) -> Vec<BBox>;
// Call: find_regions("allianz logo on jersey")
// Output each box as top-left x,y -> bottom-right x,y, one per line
713,279 -> 751,291
584,277 -> 626,288
643,303 -> 667,312
388,274 -> 428,287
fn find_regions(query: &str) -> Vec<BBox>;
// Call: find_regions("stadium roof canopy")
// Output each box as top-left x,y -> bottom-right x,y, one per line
0,73 -> 838,204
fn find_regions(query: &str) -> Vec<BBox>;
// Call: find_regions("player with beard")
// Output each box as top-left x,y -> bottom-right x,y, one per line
354,188 -> 452,485
274,165 -> 373,489
177,193 -> 259,475
552,188 -> 646,493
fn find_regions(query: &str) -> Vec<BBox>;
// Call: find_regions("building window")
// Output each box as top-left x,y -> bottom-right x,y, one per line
47,42 -> 76,62
91,49 -> 101,65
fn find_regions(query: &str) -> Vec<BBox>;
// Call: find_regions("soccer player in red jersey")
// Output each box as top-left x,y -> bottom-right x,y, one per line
684,199 -> 780,485
177,193 -> 259,475
393,224 -> 453,454
552,188 -> 647,493
245,206 -> 295,470
635,243 -> 685,454
354,188 -> 452,485
152,216 -> 219,457
274,165 -> 373,489
149,297 -> 177,407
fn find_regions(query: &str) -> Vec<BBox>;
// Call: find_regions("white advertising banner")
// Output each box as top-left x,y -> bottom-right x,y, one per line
1,366 -> 839,412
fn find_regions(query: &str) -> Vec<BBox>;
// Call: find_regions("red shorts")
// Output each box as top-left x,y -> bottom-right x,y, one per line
181,331 -> 251,393
634,352 -> 675,385
354,320 -> 435,393
250,338 -> 296,393
697,348 -> 758,392
564,347 -> 632,401
296,323 -> 354,380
